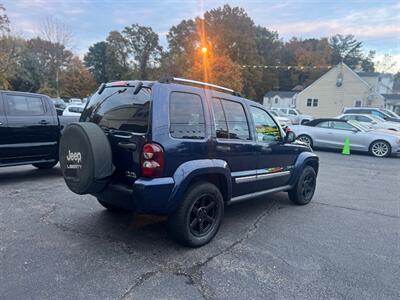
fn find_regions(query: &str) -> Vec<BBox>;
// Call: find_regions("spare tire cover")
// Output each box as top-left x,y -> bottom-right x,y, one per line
60,122 -> 113,195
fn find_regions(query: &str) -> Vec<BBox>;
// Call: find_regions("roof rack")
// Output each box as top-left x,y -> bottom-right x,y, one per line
159,77 -> 241,97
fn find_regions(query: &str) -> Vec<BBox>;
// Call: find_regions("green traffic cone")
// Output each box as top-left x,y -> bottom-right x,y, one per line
342,138 -> 350,155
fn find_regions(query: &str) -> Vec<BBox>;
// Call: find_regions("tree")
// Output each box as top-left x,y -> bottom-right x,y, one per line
361,51 -> 375,72
106,30 -> 130,79
39,17 -> 73,97
60,57 -> 97,98
185,50 -> 243,92
203,5 -> 262,99
0,4 -> 10,33
0,35 -> 24,89
329,34 -> 364,69
165,5 -> 263,99
84,41 -> 109,84
122,24 -> 162,80
27,37 -> 72,96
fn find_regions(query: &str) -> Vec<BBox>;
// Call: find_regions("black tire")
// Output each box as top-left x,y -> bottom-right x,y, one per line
167,182 -> 224,247
297,135 -> 313,148
97,198 -> 127,212
288,166 -> 317,205
32,161 -> 58,169
369,140 -> 391,157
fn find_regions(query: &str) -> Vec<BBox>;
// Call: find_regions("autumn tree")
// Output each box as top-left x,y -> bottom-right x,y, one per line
60,57 -> 97,98
185,49 -> 243,92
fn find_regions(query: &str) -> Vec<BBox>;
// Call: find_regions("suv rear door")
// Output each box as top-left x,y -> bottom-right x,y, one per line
80,84 -> 152,185
3,93 -> 59,163
210,96 -> 259,197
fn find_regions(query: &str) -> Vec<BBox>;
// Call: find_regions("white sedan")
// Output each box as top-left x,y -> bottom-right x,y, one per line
63,104 -> 85,116
337,114 -> 400,132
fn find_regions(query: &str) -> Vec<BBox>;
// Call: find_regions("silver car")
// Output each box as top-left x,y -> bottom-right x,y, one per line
290,118 -> 400,157
337,114 -> 400,131
271,107 -> 313,125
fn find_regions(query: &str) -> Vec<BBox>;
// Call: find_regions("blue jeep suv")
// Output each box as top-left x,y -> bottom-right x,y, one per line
59,78 -> 319,247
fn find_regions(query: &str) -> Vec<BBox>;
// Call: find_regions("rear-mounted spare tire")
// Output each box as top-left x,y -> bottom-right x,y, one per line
59,122 -> 114,195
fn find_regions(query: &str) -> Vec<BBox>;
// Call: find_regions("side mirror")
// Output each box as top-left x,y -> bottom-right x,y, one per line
371,121 -> 378,125
285,131 -> 296,143
352,128 -> 359,133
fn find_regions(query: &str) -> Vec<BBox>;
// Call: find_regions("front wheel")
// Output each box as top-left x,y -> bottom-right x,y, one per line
32,161 -> 58,169
288,166 -> 317,205
297,135 -> 313,148
168,182 -> 224,247
369,140 -> 391,157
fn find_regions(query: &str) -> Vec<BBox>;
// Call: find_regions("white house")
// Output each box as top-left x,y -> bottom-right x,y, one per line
296,63 -> 385,118
357,72 -> 394,94
263,91 -> 297,108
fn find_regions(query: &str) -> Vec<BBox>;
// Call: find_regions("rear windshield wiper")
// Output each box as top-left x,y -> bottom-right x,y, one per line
90,88 -> 127,119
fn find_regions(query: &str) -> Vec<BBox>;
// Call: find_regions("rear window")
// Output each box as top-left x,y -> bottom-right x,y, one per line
5,94 -> 46,116
81,86 -> 151,133
211,98 -> 251,140
169,92 -> 205,139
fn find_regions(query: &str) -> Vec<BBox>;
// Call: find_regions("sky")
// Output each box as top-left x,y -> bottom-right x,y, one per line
3,0 -> 400,71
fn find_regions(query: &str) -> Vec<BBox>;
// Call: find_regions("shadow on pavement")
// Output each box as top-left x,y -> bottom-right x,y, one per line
52,192 -> 292,253
0,165 -> 62,184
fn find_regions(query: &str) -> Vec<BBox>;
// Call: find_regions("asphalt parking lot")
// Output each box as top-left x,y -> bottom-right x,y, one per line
0,151 -> 399,299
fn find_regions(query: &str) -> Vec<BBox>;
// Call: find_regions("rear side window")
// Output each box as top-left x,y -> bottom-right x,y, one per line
5,95 -> 45,116
211,98 -> 250,140
169,92 -> 205,139
81,86 -> 151,133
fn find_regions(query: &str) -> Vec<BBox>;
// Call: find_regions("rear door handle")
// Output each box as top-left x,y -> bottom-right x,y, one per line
261,147 -> 272,153
39,120 -> 49,125
118,142 -> 137,151
216,145 -> 231,152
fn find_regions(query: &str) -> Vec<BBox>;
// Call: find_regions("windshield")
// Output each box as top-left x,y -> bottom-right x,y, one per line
369,115 -> 384,122
81,86 -> 152,133
273,110 -> 286,117
382,109 -> 399,118
348,120 -> 370,131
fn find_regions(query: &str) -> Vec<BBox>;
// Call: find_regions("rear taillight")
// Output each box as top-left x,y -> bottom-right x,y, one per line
141,143 -> 164,178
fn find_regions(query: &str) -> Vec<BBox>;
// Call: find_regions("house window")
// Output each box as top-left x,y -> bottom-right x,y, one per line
355,100 -> 362,107
274,97 -> 279,104
307,98 -> 318,107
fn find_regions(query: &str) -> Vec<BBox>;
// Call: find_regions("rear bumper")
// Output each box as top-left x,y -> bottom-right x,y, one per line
95,177 -> 175,214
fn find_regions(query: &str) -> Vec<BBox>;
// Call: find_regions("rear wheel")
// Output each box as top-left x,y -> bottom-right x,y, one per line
288,166 -> 317,205
32,161 -> 58,169
369,140 -> 391,157
168,182 -> 224,247
297,135 -> 313,147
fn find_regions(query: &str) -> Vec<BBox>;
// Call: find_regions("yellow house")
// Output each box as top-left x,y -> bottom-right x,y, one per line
296,63 -> 385,118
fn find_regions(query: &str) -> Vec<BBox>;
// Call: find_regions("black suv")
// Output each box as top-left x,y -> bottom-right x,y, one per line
60,78 -> 319,247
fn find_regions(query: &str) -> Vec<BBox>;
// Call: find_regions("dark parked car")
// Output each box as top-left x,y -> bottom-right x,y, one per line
0,91 -> 79,169
51,98 -> 67,116
59,78 -> 319,247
